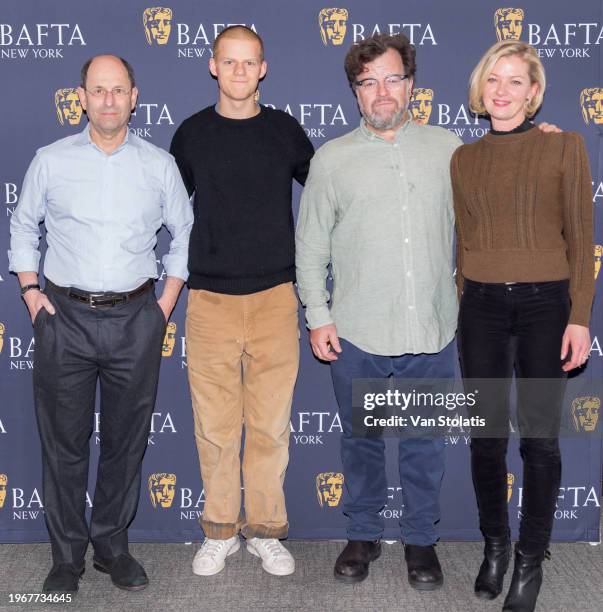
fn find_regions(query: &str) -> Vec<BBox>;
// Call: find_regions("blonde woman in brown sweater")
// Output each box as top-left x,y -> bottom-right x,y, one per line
451,41 -> 594,612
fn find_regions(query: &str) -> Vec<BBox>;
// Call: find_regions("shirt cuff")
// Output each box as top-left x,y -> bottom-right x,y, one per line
305,304 -> 334,329
161,253 -> 188,282
7,250 -> 41,274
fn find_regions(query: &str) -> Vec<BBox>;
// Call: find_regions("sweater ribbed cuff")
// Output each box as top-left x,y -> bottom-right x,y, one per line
569,290 -> 594,328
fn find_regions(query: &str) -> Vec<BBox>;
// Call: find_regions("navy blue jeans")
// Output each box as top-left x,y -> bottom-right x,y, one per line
330,338 -> 455,545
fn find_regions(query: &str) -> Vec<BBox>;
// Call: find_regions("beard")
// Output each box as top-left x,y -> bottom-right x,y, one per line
360,97 -> 408,131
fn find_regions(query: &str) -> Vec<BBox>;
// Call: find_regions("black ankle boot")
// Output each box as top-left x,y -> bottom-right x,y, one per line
474,532 -> 511,599
502,547 -> 549,612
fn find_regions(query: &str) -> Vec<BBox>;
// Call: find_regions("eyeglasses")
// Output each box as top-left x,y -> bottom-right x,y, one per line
354,74 -> 409,91
85,87 -> 131,98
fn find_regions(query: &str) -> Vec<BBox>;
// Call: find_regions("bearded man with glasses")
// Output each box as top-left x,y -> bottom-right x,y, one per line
296,33 -> 462,590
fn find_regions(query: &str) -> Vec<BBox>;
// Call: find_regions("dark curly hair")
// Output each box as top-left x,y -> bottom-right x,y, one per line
344,33 -> 416,88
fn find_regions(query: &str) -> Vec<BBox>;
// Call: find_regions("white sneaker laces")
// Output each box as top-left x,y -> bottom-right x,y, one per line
260,539 -> 287,559
200,539 -> 229,559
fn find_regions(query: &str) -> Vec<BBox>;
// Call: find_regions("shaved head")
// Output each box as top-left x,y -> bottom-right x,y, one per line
213,25 -> 264,60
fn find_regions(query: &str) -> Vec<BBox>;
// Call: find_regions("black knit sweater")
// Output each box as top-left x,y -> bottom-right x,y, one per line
170,105 -> 314,294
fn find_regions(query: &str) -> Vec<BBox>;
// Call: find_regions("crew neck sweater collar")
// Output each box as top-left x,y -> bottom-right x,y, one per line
211,103 -> 265,125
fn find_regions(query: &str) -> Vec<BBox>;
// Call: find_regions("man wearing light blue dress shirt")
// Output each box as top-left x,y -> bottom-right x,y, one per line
8,55 -> 193,594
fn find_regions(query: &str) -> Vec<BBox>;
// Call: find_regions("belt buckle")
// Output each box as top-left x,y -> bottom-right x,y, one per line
88,293 -> 105,309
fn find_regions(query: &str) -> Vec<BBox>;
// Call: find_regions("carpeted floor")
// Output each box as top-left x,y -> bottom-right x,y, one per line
0,538 -> 601,611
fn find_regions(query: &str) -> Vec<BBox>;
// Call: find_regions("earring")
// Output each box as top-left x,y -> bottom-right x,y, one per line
254,90 -> 260,103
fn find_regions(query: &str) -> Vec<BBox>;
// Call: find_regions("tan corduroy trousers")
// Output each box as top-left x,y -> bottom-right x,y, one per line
186,282 -> 299,539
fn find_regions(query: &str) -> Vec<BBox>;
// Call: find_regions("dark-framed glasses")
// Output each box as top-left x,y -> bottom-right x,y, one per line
355,74 -> 408,91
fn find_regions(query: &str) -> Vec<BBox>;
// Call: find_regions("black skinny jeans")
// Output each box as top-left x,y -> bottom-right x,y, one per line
458,279 -> 570,553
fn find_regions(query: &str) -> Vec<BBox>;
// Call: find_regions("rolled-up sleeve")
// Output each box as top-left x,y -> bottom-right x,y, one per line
160,156 -> 193,281
295,155 -> 337,329
8,152 -> 47,273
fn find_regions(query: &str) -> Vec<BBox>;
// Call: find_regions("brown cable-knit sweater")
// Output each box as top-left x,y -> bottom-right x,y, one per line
451,128 -> 594,326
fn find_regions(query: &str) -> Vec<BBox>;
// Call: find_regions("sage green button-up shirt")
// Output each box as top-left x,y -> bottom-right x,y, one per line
296,119 -> 461,356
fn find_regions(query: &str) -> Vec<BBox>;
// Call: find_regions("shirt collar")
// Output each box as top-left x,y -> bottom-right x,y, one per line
73,123 -> 135,153
359,114 -> 414,143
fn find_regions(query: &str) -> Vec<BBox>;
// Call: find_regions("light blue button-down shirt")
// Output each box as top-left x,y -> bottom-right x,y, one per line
9,125 -> 193,292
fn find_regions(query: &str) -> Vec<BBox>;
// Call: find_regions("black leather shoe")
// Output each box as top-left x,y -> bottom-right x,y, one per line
93,552 -> 149,591
42,563 -> 85,593
502,547 -> 549,611
334,540 -> 381,583
404,544 -> 443,591
474,532 -> 511,599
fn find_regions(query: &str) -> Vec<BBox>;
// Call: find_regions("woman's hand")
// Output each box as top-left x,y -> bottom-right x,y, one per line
560,324 -> 591,371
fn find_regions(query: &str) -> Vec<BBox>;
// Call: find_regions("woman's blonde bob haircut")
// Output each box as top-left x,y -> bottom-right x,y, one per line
468,40 -> 546,118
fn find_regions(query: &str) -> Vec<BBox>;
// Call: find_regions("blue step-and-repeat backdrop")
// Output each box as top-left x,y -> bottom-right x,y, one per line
0,0 -> 601,543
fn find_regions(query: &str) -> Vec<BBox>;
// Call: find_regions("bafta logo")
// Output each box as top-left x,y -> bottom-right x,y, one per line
54,88 -> 83,126
148,473 -> 177,508
0,474 -> 7,509
162,321 -> 177,357
595,245 -> 602,280
0,322 -> 5,355
494,8 -> 524,41
571,396 -> 600,433
318,8 -> 348,46
507,473 -> 514,503
580,88 -> 603,125
316,472 -> 344,507
143,7 -> 173,45
410,88 -> 434,124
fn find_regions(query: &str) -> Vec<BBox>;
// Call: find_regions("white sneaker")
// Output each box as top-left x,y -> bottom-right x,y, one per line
192,536 -> 240,576
246,538 -> 295,576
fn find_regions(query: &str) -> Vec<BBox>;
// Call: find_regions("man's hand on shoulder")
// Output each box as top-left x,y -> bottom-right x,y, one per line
309,323 -> 342,362
537,122 -> 562,134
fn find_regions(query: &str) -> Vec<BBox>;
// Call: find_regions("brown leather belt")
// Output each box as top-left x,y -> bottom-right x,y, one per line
46,279 -> 153,308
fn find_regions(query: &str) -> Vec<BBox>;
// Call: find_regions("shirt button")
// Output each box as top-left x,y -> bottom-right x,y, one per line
402,206 -> 407,211
393,143 -> 399,148
406,271 -> 412,277
408,305 -> 414,310
404,238 -> 409,243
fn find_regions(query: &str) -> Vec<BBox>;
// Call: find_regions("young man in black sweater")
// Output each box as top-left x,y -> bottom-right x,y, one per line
170,25 -> 313,577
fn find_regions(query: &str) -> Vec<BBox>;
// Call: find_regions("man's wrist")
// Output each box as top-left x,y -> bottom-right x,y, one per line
20,284 -> 41,297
